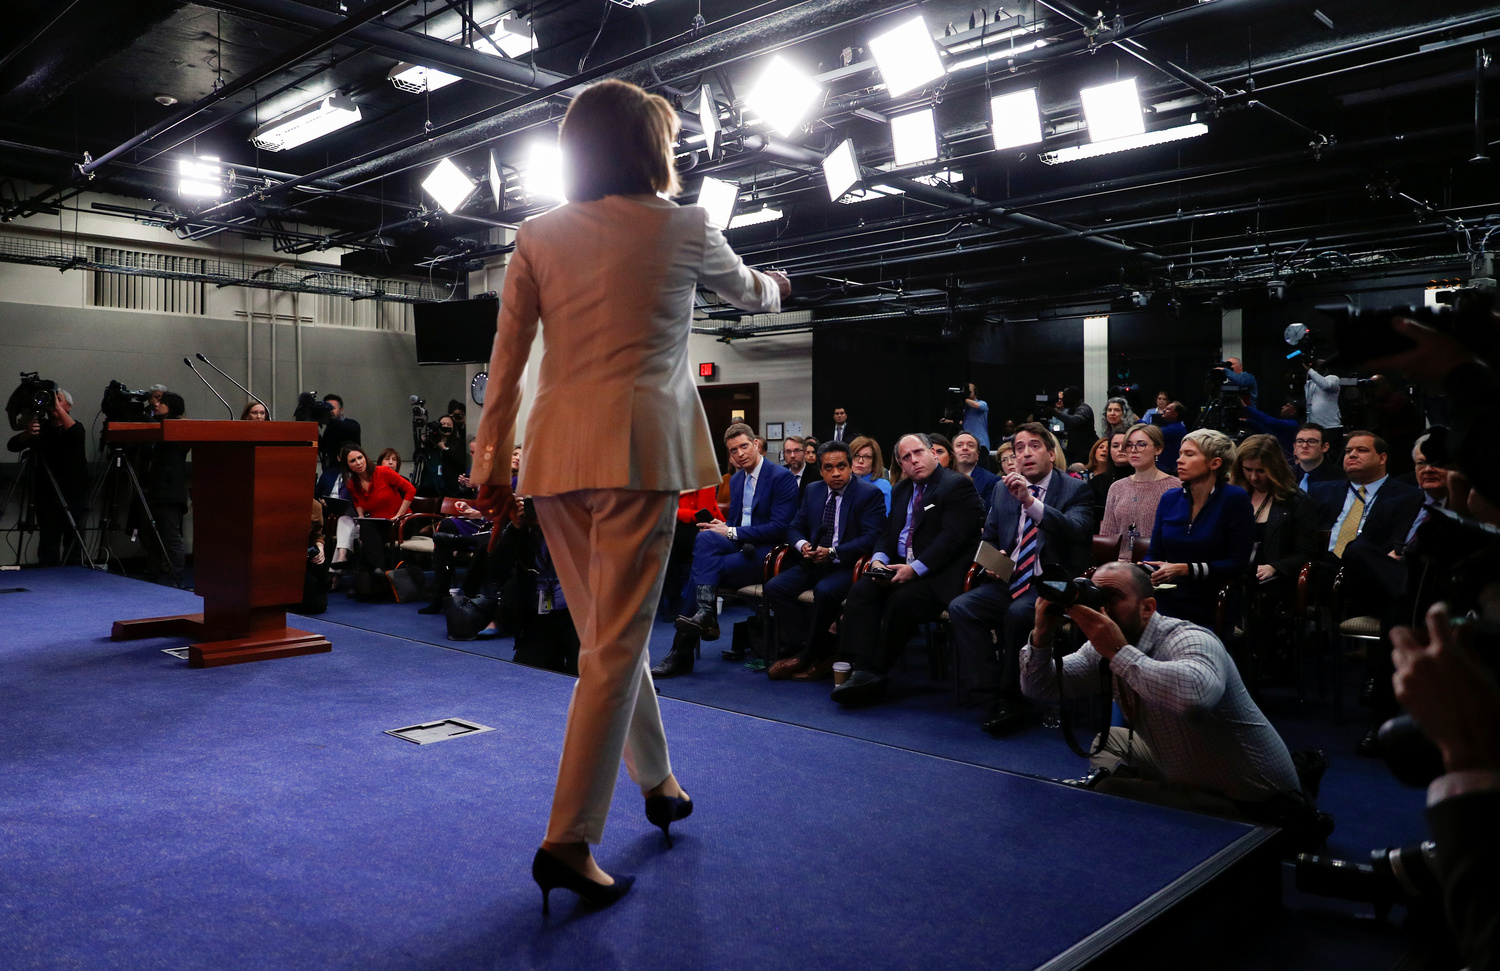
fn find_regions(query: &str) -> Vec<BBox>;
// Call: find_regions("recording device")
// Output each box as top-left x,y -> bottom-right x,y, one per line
942,386 -> 968,423
1324,288 -> 1500,370
6,372 -> 58,430
864,562 -> 898,583
694,509 -> 715,524
100,381 -> 183,422
1295,842 -> 1443,924
295,391 -> 334,422
1033,567 -> 1110,617
1197,361 -> 1246,438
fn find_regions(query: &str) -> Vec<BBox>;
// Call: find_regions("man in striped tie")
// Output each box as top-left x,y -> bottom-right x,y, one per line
947,423 -> 1095,736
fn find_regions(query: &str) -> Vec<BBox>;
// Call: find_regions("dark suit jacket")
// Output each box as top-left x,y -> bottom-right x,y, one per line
981,469 -> 1095,580
789,464 -> 817,501
969,465 -> 1000,512
1310,477 -> 1423,557
787,476 -> 888,566
825,423 -> 859,445
727,459 -> 799,552
1257,490 -> 1320,579
875,464 -> 984,602
1427,790 -> 1500,971
1297,460 -> 1344,489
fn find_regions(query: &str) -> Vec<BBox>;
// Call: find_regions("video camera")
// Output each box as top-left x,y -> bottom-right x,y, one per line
1325,286 -> 1500,370
5,372 -> 58,431
294,391 -> 334,423
100,380 -> 183,423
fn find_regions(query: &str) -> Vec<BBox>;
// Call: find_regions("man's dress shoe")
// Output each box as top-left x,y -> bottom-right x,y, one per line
830,670 -> 886,706
982,701 -> 1030,737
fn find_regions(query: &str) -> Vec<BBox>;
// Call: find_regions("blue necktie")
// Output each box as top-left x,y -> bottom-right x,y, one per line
817,490 -> 839,547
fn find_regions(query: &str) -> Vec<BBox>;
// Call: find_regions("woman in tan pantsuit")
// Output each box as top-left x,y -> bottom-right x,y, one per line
472,80 -> 788,913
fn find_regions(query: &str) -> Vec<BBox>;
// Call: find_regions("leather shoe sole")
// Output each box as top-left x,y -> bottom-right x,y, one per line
674,615 -> 721,641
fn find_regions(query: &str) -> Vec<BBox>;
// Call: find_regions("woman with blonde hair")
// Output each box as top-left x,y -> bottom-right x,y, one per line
1144,428 -> 1254,628
471,79 -> 788,912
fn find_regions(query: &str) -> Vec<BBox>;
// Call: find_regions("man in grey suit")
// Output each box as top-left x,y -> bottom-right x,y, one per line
947,422 -> 1095,735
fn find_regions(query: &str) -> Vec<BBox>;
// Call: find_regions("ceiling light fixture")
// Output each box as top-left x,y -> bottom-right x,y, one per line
1079,78 -> 1144,142
890,108 -> 939,166
488,150 -> 503,210
745,56 -> 823,137
822,139 -> 860,201
990,88 -> 1043,150
250,94 -> 361,152
728,207 -> 783,229
1039,122 -> 1208,164
388,63 -> 461,94
484,17 -> 539,58
422,158 -> 476,213
869,15 -> 946,97
946,39 -> 1045,72
523,143 -> 566,202
698,85 -> 721,158
178,157 -> 223,199
697,176 -> 739,231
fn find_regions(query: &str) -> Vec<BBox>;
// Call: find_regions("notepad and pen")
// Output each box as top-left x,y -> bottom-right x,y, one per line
973,541 -> 1015,581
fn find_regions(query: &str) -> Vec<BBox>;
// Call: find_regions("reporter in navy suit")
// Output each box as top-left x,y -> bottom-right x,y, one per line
1307,431 -> 1423,571
830,433 -> 985,706
953,431 -> 1001,513
947,423 -> 1095,734
765,441 -> 888,681
660,422 -> 797,675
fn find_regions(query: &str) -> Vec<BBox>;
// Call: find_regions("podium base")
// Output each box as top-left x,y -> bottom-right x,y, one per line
111,613 -> 332,668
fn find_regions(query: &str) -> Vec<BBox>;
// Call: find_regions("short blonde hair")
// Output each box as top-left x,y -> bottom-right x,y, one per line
560,79 -> 682,202
1181,428 -> 1236,481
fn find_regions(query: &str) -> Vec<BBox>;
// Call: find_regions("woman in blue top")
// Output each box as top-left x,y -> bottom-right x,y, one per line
849,436 -> 892,513
1144,428 -> 1254,630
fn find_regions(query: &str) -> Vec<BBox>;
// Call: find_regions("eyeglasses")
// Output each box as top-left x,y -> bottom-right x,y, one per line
1123,442 -> 1154,451
1413,459 -> 1443,470
1293,438 -> 1323,446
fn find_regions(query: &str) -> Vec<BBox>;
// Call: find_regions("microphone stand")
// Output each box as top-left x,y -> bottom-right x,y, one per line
183,358 -> 234,418
196,354 -> 267,411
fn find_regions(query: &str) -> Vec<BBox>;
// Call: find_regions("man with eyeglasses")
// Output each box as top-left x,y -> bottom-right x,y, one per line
1293,423 -> 1345,490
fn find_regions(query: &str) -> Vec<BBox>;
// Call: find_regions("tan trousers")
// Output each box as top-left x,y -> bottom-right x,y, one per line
533,489 -> 677,845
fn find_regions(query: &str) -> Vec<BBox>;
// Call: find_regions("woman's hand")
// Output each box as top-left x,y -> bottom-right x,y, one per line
1143,561 -> 1188,584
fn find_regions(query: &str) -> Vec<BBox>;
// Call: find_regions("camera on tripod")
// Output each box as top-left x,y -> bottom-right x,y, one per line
5,372 -> 59,430
294,391 -> 334,422
100,381 -> 182,423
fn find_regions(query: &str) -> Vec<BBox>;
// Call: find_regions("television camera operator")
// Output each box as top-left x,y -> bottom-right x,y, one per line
296,391 -> 361,473
141,387 -> 189,582
415,412 -> 469,497
5,378 -> 88,566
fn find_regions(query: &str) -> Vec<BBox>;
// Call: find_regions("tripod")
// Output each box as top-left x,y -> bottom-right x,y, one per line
1,448 -> 95,569
86,444 -> 182,588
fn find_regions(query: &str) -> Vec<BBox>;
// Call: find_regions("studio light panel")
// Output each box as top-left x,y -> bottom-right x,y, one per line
891,109 -> 938,166
869,15 -> 946,97
822,139 -> 860,201
990,88 -> 1043,150
1080,78 -> 1145,142
746,57 -> 823,136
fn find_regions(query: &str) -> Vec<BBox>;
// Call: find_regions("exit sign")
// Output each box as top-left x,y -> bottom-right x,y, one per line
699,362 -> 718,379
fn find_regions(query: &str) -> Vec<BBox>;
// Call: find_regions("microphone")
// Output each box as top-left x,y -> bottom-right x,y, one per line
185,358 -> 234,417
196,353 -> 267,411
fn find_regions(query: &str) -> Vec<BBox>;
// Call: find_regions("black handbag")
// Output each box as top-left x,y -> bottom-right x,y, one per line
387,561 -> 428,603
445,593 -> 496,640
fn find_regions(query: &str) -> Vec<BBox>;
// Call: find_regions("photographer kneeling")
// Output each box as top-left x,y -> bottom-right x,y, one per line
1022,561 -> 1330,848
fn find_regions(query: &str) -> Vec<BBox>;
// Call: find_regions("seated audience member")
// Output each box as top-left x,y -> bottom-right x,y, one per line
376,447 -> 406,479
782,436 -> 816,499
1156,400 -> 1187,474
1021,563 -> 1321,841
829,433 -> 985,706
765,442 -> 888,681
416,499 -> 492,615
849,435 -> 893,513
660,485 -> 725,619
659,422 -> 798,676
331,443 -> 416,571
1243,400 -> 1301,456
996,440 -> 1017,476
1307,430 -> 1423,614
1142,390 -> 1170,424
1100,396 -> 1139,440
1088,431 -> 1132,527
827,406 -> 858,444
1100,423 -> 1181,543
300,499 -> 329,614
928,432 -> 954,469
1293,423 -> 1344,490
509,443 -> 522,490
241,401 -> 268,420
493,500 -> 579,670
1391,603 -> 1500,971
455,438 -> 479,497
1083,437 -> 1112,480
1052,386 -> 1095,462
1144,429 -> 1255,629
952,431 -> 999,511
947,423 -> 1093,734
1229,434 -> 1319,680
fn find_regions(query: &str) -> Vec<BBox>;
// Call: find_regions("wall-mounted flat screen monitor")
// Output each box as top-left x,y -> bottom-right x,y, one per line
413,297 -> 498,365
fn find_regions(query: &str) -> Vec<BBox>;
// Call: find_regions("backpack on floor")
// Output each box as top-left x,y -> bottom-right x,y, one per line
387,561 -> 428,603
445,593 -> 496,641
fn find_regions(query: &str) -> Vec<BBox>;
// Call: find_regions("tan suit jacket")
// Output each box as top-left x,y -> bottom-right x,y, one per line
472,195 -> 781,494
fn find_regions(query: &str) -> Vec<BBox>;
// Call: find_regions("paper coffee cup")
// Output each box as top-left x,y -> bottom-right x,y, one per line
832,661 -> 852,685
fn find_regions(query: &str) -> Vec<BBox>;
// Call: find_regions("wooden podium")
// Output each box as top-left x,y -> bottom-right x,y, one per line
105,420 -> 332,667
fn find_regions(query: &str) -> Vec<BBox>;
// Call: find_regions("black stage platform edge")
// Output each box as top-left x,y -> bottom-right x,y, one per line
1043,826 -> 1282,970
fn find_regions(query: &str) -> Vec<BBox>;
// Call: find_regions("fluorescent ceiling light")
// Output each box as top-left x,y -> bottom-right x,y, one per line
946,39 -> 1044,72
1039,122 -> 1208,164
822,138 -> 860,201
698,84 -> 721,157
1080,78 -> 1144,142
250,94 -> 361,152
422,158 -> 476,213
484,17 -> 538,58
388,63 -> 461,94
728,207 -> 782,229
697,176 -> 739,231
838,184 -> 905,204
869,15 -> 946,97
890,109 -> 938,166
178,157 -> 222,199
745,56 -> 823,136
913,168 -> 962,186
990,88 -> 1043,150
488,150 -> 503,210
523,143 -> 565,202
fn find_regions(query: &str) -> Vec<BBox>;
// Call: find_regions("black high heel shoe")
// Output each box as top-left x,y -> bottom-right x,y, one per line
644,794 -> 694,848
532,847 -> 634,915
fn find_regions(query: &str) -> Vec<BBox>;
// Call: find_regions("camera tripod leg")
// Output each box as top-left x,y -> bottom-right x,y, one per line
118,457 -> 183,589
34,453 -> 96,571
0,451 -> 40,567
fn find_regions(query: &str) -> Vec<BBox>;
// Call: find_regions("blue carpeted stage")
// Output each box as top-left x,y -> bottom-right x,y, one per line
0,569 -> 1401,969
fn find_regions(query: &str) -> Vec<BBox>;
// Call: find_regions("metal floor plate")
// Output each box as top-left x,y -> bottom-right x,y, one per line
385,718 -> 495,745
